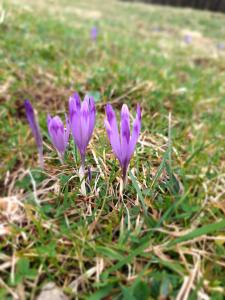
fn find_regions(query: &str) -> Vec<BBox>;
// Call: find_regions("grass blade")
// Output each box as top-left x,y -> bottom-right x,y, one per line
167,219 -> 225,247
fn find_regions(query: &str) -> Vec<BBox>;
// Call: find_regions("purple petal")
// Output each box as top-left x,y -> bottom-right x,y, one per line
69,92 -> 81,121
69,92 -> 83,153
24,100 -> 42,149
128,104 -> 141,160
104,118 -> 121,160
137,104 -> 141,120
47,114 -> 52,127
64,114 -> 70,146
88,96 -> 96,141
91,26 -> 98,41
48,115 -> 68,155
49,117 -> 64,151
74,92 -> 81,109
80,98 -> 90,154
105,104 -> 120,141
68,97 -> 74,121
120,104 -> 130,144
105,104 -> 121,160
70,108 -> 82,153
106,104 -> 116,125
120,105 -> 130,170
120,113 -> 130,169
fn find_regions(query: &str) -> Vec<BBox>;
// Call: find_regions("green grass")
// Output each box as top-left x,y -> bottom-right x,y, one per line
0,0 -> 225,299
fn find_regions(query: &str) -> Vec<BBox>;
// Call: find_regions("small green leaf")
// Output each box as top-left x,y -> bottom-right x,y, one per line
168,219 -> 225,247
87,91 -> 101,102
87,284 -> 114,300
121,285 -> 136,300
96,246 -> 124,260
133,280 -> 150,300
13,258 -> 37,285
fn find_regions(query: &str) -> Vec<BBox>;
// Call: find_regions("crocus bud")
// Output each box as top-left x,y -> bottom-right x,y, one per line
104,104 -> 141,183
47,115 -> 70,162
24,100 -> 43,168
69,92 -> 96,165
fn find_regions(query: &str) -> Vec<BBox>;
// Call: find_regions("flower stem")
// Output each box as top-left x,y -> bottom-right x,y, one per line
81,155 -> 85,172
58,152 -> 64,164
80,155 -> 86,196
38,147 -> 44,169
121,192 -> 131,231
122,167 -> 128,188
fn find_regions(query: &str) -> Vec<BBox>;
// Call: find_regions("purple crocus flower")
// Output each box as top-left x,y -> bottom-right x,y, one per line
183,34 -> 192,44
69,92 -> 96,165
47,115 -> 70,163
104,104 -> 141,183
91,26 -> 98,41
217,42 -> 224,50
24,100 -> 43,168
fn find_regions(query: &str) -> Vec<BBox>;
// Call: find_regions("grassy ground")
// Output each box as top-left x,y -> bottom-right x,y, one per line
0,0 -> 225,299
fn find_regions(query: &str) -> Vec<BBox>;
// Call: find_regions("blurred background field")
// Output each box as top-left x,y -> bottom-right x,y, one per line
122,0 -> 225,13
0,0 -> 225,299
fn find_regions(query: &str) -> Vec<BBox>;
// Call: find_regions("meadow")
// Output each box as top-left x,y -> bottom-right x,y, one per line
0,0 -> 225,299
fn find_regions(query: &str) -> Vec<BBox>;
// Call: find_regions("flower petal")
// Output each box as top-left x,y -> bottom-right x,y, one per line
24,100 -> 42,149
64,114 -> 70,146
47,114 -> 52,127
88,95 -> 96,141
120,105 -> 130,170
128,104 -> 141,160
104,118 -> 120,161
48,116 -> 66,154
80,97 -> 90,155
69,92 -> 83,153
105,104 -> 121,160
120,104 -> 130,144
69,92 -> 81,121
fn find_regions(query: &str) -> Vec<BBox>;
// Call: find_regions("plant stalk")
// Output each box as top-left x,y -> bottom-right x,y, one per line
80,155 -> 86,196
38,147 -> 44,169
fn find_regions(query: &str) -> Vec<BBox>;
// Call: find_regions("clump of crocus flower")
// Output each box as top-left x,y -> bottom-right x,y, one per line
24,92 -> 142,195
104,103 -> 141,184
24,100 -> 44,168
47,115 -> 70,163
69,92 -> 96,167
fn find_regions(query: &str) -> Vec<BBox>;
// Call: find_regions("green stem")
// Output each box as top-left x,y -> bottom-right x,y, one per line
38,147 -> 44,169
122,167 -> 128,189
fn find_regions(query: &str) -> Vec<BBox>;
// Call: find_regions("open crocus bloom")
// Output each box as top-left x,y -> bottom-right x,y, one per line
24,100 -> 43,168
104,103 -> 141,181
47,115 -> 70,161
69,92 -> 96,164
